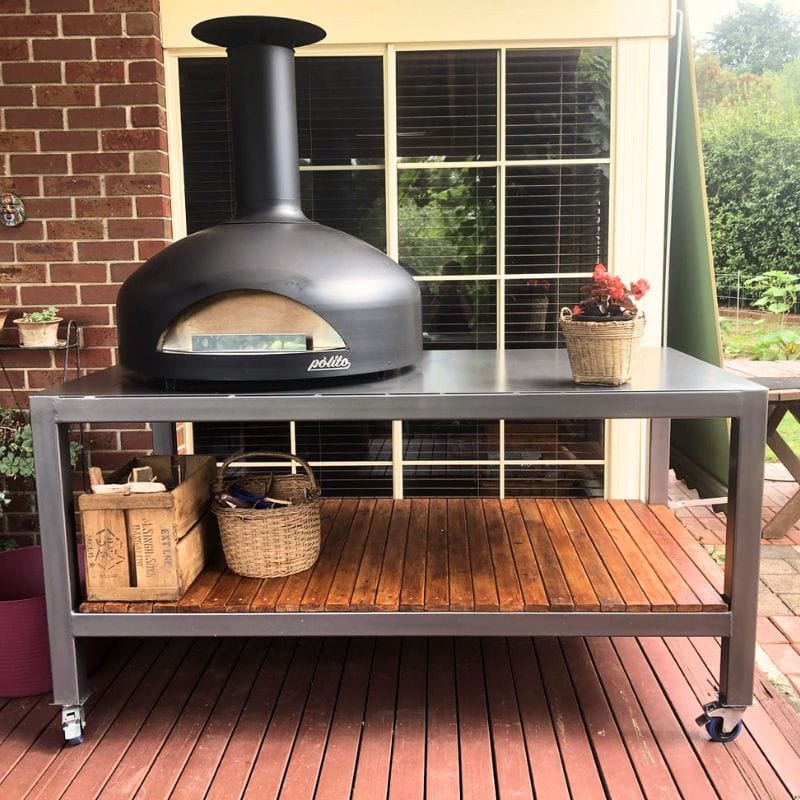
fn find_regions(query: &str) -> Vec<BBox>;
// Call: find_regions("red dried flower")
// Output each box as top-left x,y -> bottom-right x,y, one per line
593,262 -> 608,283
630,278 -> 650,300
570,264 -> 648,319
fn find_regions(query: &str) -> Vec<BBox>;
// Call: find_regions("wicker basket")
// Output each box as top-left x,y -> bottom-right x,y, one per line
213,451 -> 321,578
559,308 -> 646,386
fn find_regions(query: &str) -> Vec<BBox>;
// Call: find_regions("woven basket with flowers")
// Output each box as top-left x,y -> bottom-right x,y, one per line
559,263 -> 650,386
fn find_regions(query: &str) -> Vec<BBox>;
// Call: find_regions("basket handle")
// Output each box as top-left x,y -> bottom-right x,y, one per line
216,451 -> 318,492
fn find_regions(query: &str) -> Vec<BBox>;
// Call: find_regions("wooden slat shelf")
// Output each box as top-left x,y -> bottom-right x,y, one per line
79,498 -> 727,615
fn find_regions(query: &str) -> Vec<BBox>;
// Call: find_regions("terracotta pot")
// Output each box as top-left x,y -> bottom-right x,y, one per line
0,545 -> 101,697
0,309 -> 9,329
13,318 -> 62,348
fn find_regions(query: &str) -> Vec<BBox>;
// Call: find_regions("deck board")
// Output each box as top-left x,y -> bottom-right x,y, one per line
240,638 -> 324,799
482,639 -> 535,799
507,638 -> 570,800
500,500 -> 548,611
535,638 -> 607,799
277,638 -> 348,799
125,639 -> 247,800
2,635 -> 800,799
454,638 -> 496,800
165,638 -> 269,800
374,503 -> 411,611
314,639 -> 374,800
561,638 -> 645,799
637,637 -> 755,800
350,638 -> 400,800
584,638 -> 680,800
611,637 -> 720,800
202,638 -> 297,800
388,638 -> 427,800
426,639 -> 460,799
665,636 -> 793,800
80,499 -> 725,615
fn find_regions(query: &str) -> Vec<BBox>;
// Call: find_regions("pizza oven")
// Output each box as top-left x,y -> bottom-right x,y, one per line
116,16 -> 422,383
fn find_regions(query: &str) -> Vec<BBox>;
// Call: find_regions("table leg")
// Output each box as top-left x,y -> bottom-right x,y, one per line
714,395 -> 767,732
30,402 -> 88,742
647,418 -> 671,504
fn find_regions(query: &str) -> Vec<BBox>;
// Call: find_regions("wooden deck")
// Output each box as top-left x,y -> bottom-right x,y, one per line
1,635 -> 799,799
80,499 -> 726,614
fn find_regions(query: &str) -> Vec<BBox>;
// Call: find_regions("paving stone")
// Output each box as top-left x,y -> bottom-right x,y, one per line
759,559 -> 798,575
758,617 -> 788,645
780,594 -> 800,614
772,616 -> 800,642
762,643 -> 800,675
761,545 -> 800,560
758,591 -> 793,616
761,573 -> 800,593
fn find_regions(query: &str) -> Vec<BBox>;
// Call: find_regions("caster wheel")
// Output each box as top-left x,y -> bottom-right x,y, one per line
705,717 -> 743,743
66,734 -> 84,746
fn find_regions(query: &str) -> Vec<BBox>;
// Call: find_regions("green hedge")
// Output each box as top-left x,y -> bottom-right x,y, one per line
702,100 -> 800,296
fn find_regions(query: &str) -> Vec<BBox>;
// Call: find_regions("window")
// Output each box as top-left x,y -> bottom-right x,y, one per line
178,44 -> 611,498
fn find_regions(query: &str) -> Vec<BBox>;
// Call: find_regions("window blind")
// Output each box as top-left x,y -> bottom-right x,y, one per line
396,50 -> 497,162
296,56 -> 384,166
178,58 -> 235,234
506,48 -> 611,160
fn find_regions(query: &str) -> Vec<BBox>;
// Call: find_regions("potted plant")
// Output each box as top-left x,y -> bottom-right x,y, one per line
14,306 -> 62,348
559,262 -> 650,385
0,407 -> 86,697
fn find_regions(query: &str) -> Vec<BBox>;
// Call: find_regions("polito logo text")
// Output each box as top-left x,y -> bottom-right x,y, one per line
307,355 -> 352,372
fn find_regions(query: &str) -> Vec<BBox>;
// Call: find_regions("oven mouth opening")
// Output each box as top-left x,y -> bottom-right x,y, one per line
158,289 -> 348,356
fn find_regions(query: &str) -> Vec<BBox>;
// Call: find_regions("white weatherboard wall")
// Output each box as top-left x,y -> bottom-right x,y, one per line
606,36 -> 671,499
160,0 -> 675,48
160,0 -> 676,501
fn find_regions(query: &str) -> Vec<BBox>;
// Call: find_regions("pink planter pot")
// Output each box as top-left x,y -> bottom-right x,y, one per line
0,545 -> 99,698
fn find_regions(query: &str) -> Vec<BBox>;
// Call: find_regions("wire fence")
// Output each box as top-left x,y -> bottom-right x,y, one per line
717,271 -> 800,330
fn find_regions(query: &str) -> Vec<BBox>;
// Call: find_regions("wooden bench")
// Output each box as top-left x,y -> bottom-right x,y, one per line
726,359 -> 800,538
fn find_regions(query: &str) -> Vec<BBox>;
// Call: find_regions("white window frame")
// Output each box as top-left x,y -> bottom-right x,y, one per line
163,32 -> 669,500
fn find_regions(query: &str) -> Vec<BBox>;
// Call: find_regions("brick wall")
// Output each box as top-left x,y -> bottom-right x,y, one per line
0,0 -> 170,400
0,0 -> 172,542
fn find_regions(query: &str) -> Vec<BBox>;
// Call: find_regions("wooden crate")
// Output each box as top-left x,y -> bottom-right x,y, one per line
79,455 -> 218,601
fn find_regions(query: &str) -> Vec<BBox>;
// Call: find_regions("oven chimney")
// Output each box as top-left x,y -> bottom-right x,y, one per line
191,17 -> 325,223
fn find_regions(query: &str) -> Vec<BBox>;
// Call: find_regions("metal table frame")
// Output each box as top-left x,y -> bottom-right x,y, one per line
30,348 -> 768,742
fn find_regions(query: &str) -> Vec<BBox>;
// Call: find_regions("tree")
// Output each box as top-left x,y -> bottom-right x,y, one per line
704,0 -> 800,75
694,52 -> 775,111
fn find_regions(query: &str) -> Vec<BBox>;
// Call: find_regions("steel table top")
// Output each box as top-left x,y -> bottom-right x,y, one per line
32,347 -> 765,423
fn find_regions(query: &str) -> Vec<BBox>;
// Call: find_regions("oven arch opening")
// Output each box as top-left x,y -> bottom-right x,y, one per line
158,289 -> 348,355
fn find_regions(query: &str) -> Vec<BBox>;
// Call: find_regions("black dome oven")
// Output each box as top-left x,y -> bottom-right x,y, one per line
116,16 -> 422,383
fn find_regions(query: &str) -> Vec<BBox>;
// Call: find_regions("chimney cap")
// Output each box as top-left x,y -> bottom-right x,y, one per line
192,16 -> 326,49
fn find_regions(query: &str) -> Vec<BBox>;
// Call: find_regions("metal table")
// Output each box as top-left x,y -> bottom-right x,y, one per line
31,348 -> 768,744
